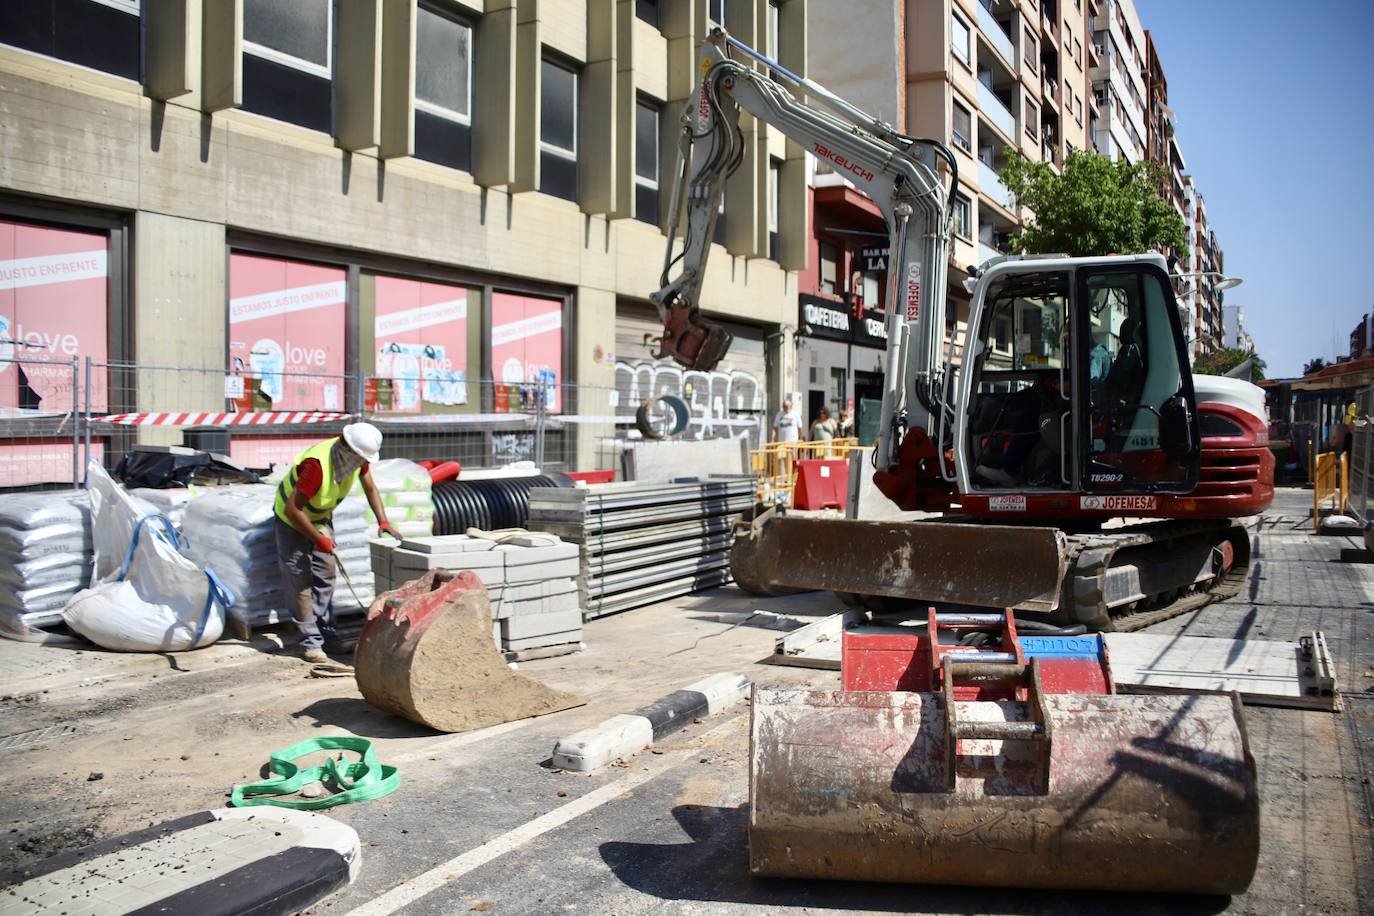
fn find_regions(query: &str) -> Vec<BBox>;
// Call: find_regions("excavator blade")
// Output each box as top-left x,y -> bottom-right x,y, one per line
749,687 -> 1259,895
735,515 -> 1071,612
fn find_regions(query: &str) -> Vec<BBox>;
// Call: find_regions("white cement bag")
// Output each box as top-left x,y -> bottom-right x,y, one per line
62,463 -> 231,652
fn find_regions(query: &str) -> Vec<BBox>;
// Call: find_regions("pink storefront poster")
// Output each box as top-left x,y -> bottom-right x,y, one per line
0,440 -> 103,488
491,292 -> 562,412
228,253 -> 347,413
0,219 -> 109,412
373,275 -> 468,413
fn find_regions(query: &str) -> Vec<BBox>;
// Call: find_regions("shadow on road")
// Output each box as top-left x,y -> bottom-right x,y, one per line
600,804 -> 1231,915
292,697 -> 442,739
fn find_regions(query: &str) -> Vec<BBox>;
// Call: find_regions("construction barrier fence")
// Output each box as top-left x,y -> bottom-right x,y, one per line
0,357 -> 771,489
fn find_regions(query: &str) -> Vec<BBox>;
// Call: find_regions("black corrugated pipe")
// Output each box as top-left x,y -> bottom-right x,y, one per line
431,474 -> 573,535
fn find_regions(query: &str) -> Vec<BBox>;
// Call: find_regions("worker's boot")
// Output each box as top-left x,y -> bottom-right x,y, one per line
300,646 -> 329,664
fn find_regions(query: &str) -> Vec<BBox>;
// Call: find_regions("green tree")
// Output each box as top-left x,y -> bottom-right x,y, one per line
1302,357 -> 1328,376
997,149 -> 1187,257
1194,347 -> 1267,383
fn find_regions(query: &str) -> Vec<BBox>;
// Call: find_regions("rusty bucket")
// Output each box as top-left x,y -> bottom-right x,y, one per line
748,686 -> 1259,895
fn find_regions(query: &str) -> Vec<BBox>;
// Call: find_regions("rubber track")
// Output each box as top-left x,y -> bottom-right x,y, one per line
1062,519 -> 1252,632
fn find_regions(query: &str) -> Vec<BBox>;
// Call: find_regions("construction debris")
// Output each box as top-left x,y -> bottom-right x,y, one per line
354,569 -> 584,733
528,476 -> 753,618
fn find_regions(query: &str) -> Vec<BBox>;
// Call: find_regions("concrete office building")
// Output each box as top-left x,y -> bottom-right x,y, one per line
0,0 -> 809,483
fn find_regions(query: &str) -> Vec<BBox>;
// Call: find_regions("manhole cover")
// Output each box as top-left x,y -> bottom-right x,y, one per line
0,723 -> 78,751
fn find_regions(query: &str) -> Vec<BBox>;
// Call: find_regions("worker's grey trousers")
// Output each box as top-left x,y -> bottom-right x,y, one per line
274,518 -> 337,650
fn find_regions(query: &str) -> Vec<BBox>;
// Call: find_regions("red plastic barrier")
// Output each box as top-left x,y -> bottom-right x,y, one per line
566,470 -> 615,485
793,459 -> 848,510
428,460 -> 462,484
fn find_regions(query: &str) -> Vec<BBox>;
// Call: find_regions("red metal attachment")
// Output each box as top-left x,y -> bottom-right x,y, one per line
841,608 -> 1112,697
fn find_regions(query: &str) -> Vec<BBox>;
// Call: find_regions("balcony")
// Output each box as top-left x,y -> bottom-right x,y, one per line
979,160 -> 1014,211
978,240 -> 1004,265
977,2 -> 1017,68
977,81 -> 1017,140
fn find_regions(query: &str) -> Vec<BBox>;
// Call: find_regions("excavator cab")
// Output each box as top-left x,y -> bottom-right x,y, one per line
961,255 -> 1201,504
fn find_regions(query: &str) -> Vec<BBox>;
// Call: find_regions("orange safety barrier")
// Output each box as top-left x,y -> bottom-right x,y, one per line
750,438 -> 858,507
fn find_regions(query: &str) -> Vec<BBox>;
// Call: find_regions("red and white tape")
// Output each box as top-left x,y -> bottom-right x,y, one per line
91,411 -> 353,427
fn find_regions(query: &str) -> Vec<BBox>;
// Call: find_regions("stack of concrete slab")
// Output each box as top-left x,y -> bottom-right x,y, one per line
371,533 -> 582,654
527,476 -> 754,618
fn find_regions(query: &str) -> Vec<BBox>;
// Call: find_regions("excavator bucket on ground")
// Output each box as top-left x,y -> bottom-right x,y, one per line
354,570 -> 584,733
747,613 -> 1260,895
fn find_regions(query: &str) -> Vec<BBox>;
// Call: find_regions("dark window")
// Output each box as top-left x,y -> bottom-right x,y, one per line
241,0 -> 332,132
540,56 -> 579,203
635,0 -> 660,27
952,100 -> 972,153
819,242 -> 839,295
414,5 -> 473,172
953,193 -> 972,238
1024,99 -> 1038,140
634,99 -> 660,225
709,0 -> 726,27
0,0 -> 140,80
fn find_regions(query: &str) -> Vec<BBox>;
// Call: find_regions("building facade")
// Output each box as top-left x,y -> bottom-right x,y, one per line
1087,0 -> 1145,163
1222,304 -> 1252,352
0,0 -> 810,483
805,0 -> 1100,392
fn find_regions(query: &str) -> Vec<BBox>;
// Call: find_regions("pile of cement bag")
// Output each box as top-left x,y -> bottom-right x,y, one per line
345,459 -> 434,540
129,487 -> 195,531
181,485 -> 291,631
0,490 -> 93,641
63,464 -> 228,652
180,483 -> 373,631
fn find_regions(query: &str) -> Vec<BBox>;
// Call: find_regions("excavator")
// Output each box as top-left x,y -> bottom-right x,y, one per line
649,30 -> 1269,895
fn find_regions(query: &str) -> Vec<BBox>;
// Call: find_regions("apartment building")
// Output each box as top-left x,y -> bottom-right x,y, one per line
1087,0 -> 1145,163
1188,188 -> 1228,354
0,0 -> 809,483
1222,304 -> 1252,352
807,0 -> 1099,361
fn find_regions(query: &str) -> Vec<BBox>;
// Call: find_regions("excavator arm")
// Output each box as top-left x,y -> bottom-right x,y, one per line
651,30 -> 957,470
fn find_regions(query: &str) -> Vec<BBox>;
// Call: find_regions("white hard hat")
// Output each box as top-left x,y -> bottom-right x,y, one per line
342,422 -> 382,463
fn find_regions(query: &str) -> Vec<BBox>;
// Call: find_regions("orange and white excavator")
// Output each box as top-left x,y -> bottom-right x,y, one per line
650,29 -> 1267,895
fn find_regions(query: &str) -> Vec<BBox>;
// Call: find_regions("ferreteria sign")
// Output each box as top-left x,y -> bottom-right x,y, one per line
798,294 -> 888,349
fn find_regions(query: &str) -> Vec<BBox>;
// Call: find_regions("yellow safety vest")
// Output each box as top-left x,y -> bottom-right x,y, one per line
273,438 -> 360,527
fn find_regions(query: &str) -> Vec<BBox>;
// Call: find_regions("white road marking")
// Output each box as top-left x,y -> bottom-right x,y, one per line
345,717 -> 737,915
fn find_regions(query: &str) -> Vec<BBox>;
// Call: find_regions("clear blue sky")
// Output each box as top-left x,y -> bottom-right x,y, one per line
1142,0 -> 1374,377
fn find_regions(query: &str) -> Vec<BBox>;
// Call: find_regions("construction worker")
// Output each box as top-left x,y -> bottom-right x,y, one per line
273,422 -> 397,663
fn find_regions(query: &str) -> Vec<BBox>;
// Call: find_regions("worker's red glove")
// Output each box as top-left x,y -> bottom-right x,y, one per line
314,536 -> 335,555
378,521 -> 400,540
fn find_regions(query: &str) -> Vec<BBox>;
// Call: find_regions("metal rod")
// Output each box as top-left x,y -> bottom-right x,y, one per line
944,651 -> 1018,665
948,662 -> 1029,681
70,357 -> 79,486
934,613 -> 1006,625
953,720 -> 1044,741
83,356 -> 92,484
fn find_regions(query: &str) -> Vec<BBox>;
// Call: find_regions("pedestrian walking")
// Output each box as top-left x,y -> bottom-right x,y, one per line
773,399 -> 802,443
811,406 -> 837,441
